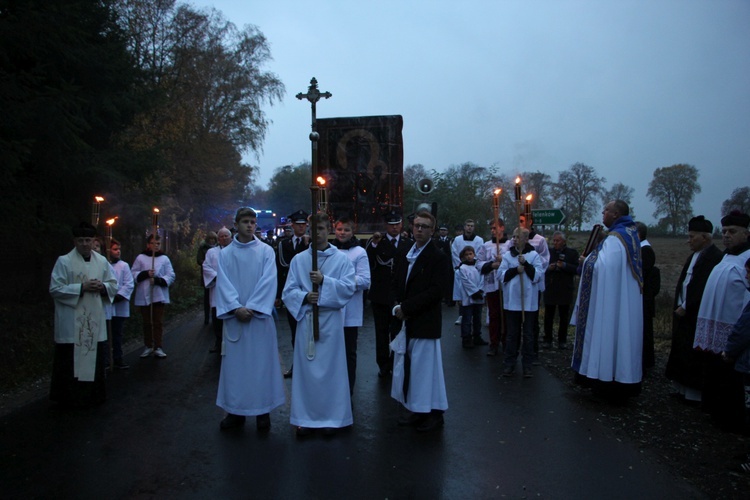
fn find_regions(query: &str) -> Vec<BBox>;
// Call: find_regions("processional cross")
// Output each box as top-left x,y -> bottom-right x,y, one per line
296,77 -> 332,340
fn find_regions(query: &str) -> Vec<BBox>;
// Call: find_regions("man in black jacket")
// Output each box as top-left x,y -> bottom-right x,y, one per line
542,231 -> 579,350
665,216 -> 723,404
391,210 -> 451,432
366,211 -> 412,378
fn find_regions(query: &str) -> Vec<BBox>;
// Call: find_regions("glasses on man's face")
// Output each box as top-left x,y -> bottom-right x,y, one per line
414,223 -> 433,231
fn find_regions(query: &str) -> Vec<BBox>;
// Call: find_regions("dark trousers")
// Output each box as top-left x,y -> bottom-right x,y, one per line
373,302 -> 400,371
202,280 -> 210,324
140,302 -> 165,348
642,314 -> 655,371
485,290 -> 505,348
50,342 -> 106,407
543,304 -> 570,344
211,307 -> 223,349
344,326 -> 358,395
286,310 -> 298,347
504,310 -> 537,369
111,316 -> 126,362
460,303 -> 483,338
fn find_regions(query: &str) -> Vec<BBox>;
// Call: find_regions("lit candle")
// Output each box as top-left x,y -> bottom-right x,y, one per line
105,217 -> 117,240
316,176 -> 327,211
514,177 -> 522,201
92,195 -> 104,227
524,194 -> 533,218
152,207 -> 160,227
493,188 -> 502,214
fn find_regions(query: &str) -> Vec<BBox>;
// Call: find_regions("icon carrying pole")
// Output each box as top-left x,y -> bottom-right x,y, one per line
296,77 -> 332,341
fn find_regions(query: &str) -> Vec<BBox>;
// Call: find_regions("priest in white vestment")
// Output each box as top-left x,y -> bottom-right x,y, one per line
693,210 -> 750,431
215,208 -> 285,432
571,200 -> 643,399
283,213 -> 356,437
49,222 -> 117,407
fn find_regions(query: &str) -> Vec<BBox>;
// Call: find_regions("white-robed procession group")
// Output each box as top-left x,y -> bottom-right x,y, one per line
213,209 -> 449,436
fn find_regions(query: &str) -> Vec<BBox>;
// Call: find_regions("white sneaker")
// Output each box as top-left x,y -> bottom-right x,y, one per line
140,347 -> 154,358
454,316 -> 462,325
154,347 -> 167,358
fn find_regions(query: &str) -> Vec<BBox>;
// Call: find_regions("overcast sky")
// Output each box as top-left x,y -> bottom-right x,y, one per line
195,0 -> 749,227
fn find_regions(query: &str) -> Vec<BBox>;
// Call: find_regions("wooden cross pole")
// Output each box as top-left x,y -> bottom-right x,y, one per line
296,77 -> 332,341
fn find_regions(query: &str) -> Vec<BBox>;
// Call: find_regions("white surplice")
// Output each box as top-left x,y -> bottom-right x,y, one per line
49,249 -> 117,381
571,235 -> 643,384
339,245 -> 370,327
202,245 -> 221,308
282,244 -> 356,428
215,236 -> 285,416
131,252 -> 175,305
694,249 -> 750,353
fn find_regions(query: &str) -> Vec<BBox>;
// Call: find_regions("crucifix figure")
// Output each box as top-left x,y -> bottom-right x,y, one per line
297,77 -> 332,340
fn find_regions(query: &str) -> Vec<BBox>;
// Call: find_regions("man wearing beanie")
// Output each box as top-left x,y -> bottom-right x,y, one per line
665,216 -> 723,404
694,210 -> 750,432
49,222 -> 118,407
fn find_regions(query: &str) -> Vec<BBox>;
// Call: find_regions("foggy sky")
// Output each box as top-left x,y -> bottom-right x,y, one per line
198,0 -> 750,228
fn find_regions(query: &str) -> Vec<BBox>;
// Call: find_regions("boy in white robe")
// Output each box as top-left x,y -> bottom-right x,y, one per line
282,213 -> 356,437
215,208 -> 285,431
49,222 -> 117,407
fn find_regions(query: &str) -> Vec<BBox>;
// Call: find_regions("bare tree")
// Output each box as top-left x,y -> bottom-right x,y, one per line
647,164 -> 700,235
602,182 -> 636,217
520,170 -> 554,209
721,186 -> 750,215
552,163 -> 606,231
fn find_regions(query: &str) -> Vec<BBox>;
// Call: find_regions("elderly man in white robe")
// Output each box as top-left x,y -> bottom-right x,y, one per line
50,222 -> 117,407
215,208 -> 285,432
571,200 -> 644,401
203,227 -> 232,354
283,213 -> 356,437
694,210 -> 750,432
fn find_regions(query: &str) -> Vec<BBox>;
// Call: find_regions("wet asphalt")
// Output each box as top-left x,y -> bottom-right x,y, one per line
0,305 -> 703,499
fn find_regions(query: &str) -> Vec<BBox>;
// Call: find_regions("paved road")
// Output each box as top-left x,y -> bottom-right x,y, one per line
1,305 -> 703,499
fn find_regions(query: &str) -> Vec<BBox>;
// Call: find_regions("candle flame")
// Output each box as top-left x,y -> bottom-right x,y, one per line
105,217 -> 118,226
316,176 -> 326,186
494,188 -> 502,196
94,196 -> 104,203
515,177 -> 521,184
153,207 -> 160,213
525,194 -> 533,201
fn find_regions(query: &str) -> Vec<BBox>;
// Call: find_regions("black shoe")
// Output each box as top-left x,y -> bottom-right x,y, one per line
398,411 -> 427,427
486,346 -> 498,356
295,426 -> 313,438
256,413 -> 271,433
283,367 -> 293,378
462,337 -> 474,349
473,336 -> 489,346
220,413 -> 246,430
502,366 -> 514,377
321,427 -> 337,436
114,360 -> 129,370
523,367 -> 533,378
416,413 -> 444,432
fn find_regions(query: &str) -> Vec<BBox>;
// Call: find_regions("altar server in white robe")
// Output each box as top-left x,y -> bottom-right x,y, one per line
694,210 -> 750,432
203,227 -> 232,354
215,208 -> 285,432
50,222 -> 117,407
283,213 -> 356,437
571,200 -> 644,400
331,215 -> 371,396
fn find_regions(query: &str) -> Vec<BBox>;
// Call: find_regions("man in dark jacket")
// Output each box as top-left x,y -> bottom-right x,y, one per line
391,210 -> 451,432
366,211 -> 412,378
665,216 -> 723,404
542,231 -> 579,350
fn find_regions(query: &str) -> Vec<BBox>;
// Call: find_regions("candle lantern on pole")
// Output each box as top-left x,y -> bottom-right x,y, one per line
92,196 -> 104,227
